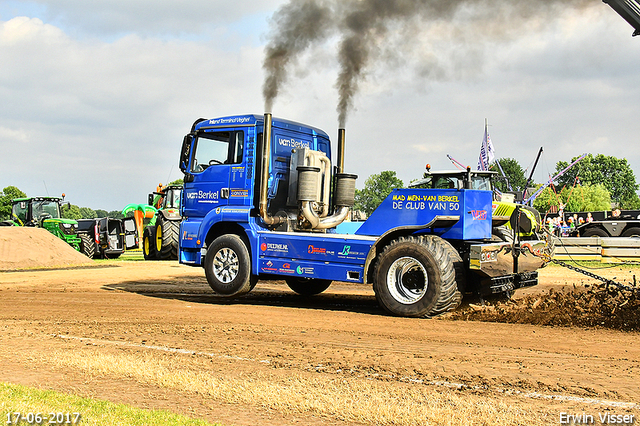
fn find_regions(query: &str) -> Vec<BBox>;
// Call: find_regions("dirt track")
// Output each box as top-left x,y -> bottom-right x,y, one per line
1,261 -> 639,425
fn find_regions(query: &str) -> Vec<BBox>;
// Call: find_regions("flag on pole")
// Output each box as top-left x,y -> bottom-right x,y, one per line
477,120 -> 495,171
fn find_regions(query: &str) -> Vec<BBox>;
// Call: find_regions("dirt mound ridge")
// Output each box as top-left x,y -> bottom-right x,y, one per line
0,227 -> 93,271
449,282 -> 640,331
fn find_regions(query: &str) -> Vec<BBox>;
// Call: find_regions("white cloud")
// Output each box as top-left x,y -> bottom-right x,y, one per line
0,16 -> 266,209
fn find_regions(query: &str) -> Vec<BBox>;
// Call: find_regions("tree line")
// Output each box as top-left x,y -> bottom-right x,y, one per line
353,154 -> 640,216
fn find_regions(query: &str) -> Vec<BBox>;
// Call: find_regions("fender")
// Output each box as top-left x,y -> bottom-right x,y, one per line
362,215 -> 460,283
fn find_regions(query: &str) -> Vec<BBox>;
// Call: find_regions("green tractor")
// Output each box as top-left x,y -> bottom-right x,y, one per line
142,184 -> 182,260
0,196 -> 82,251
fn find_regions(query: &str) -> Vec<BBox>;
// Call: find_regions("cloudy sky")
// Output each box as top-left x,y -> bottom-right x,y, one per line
1,0 -> 639,212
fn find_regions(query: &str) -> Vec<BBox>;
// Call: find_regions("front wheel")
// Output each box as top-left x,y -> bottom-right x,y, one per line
204,234 -> 255,296
285,277 -> 332,295
374,235 -> 453,317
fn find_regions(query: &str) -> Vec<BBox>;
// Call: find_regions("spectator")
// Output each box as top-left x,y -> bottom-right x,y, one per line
586,212 -> 593,223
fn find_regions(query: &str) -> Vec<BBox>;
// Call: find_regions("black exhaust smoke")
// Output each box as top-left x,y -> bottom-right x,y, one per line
263,0 -> 595,127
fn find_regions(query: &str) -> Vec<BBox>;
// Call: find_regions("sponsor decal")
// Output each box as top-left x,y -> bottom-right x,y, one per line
296,266 -> 314,275
471,210 -> 488,221
337,245 -> 365,259
278,264 -> 295,274
230,189 -> 248,198
261,242 -> 289,253
391,193 -> 460,211
308,245 -> 326,255
208,116 -> 252,126
186,190 -> 219,203
266,261 -> 274,267
308,245 -> 335,256
277,136 -> 310,149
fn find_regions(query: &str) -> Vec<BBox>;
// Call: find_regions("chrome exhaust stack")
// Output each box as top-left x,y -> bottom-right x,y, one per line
336,128 -> 346,174
259,113 -> 284,227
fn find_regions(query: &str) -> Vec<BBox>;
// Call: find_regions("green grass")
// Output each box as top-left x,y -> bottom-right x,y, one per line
0,382 -> 221,426
92,249 -> 145,262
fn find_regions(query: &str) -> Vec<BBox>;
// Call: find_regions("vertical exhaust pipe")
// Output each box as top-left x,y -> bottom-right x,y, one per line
259,113 -> 283,226
337,128 -> 346,174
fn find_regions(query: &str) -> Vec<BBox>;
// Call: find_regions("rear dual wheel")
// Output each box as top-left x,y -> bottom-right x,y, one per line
373,235 -> 461,318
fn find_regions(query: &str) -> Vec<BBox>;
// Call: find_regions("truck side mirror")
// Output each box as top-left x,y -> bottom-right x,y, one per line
148,194 -> 154,206
179,134 -> 193,173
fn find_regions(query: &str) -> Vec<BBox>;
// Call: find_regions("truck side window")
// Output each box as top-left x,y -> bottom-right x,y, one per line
191,131 -> 244,173
232,131 -> 244,164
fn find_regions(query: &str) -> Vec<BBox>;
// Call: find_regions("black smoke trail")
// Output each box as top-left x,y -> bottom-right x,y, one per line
263,0 -> 594,126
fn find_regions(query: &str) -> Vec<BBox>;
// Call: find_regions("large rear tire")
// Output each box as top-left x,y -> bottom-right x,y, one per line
156,216 -> 179,260
429,238 -> 465,316
143,227 -> 157,260
622,227 -> 640,237
285,277 -> 332,295
581,227 -> 608,238
79,233 -> 97,259
204,234 -> 255,297
373,235 -> 457,317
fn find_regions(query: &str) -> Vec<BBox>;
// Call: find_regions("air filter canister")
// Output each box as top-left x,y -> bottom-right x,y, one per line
297,165 -> 321,202
334,173 -> 357,207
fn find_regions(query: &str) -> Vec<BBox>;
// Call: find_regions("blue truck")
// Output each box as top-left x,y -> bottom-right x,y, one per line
177,113 -> 547,317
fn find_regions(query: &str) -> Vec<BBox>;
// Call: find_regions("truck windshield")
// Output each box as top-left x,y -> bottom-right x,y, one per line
32,200 -> 61,220
191,131 -> 244,173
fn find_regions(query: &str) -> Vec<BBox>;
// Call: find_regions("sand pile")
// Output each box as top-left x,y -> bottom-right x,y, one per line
0,227 -> 93,271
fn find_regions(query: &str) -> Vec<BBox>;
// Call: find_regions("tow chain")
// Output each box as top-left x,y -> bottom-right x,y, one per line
532,229 -> 638,294
547,258 -> 637,293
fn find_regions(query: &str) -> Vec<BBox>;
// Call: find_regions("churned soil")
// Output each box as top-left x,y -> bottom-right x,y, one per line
0,259 -> 639,425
